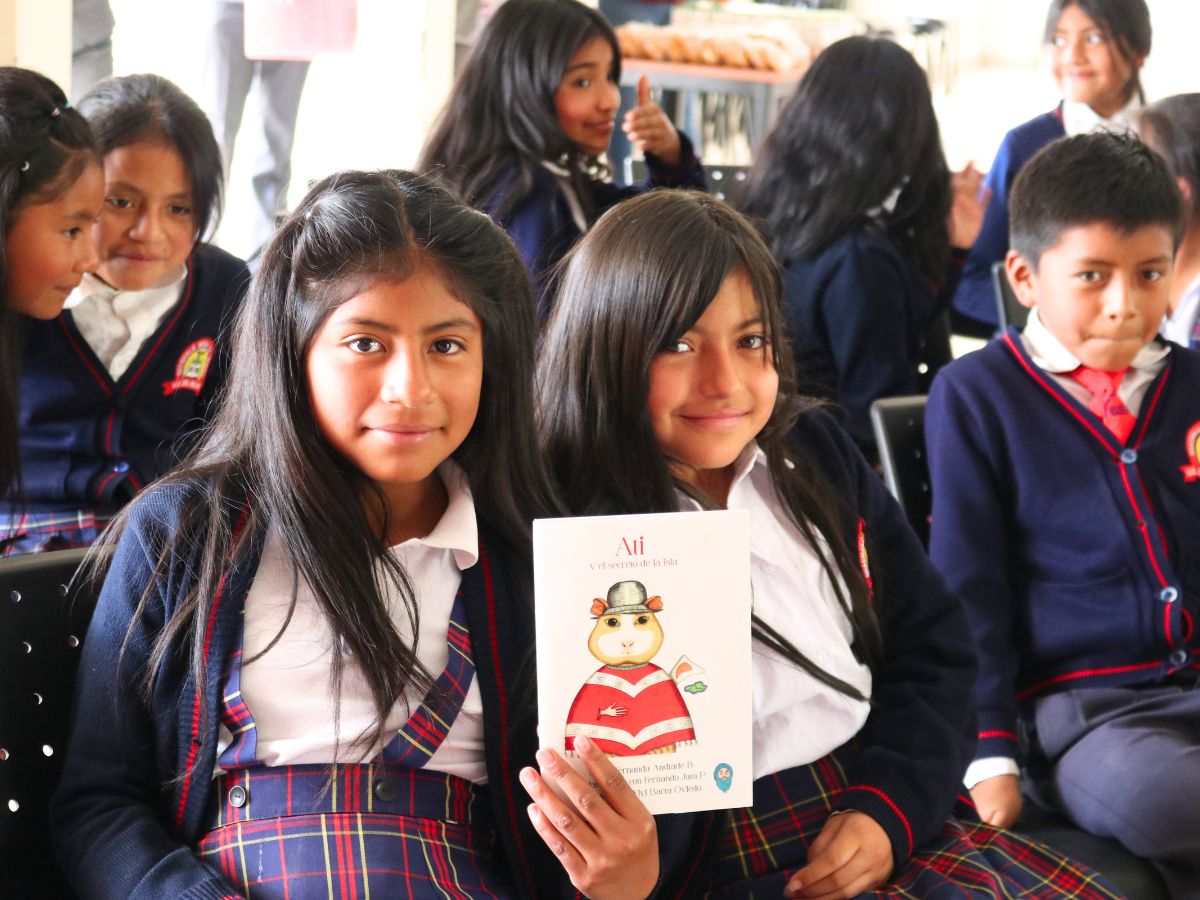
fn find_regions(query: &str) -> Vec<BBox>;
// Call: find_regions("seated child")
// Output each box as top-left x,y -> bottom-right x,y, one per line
927,131 -> 1200,895
1,74 -> 249,554
1139,94 -> 1200,349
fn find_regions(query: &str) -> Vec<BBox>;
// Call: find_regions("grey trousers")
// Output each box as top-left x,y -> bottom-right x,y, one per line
200,0 -> 309,252
1035,680 -> 1200,898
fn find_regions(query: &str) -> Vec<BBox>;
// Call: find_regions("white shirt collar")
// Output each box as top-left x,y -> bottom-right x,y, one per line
1161,272 -> 1200,345
1061,96 -> 1140,138
1021,306 -> 1170,373
390,460 -> 479,570
63,265 -> 188,310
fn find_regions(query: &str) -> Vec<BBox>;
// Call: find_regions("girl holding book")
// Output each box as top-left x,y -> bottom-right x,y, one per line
525,189 -> 1118,898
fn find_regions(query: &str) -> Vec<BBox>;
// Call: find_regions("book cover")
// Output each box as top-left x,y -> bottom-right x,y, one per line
533,510 -> 753,815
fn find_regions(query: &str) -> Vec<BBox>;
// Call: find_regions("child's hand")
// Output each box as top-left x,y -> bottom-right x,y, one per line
783,811 -> 893,899
520,736 -> 659,900
947,162 -> 991,250
969,773 -> 1022,828
623,75 -> 682,167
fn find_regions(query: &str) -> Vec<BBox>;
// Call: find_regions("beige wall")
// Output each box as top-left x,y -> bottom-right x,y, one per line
1,0 -> 71,86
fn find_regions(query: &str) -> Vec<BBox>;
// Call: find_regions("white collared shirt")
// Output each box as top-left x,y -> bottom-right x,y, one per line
217,462 -> 487,782
1061,96 -> 1139,138
1161,272 -> 1200,347
65,267 -> 188,380
965,312 -> 1168,789
680,444 -> 872,779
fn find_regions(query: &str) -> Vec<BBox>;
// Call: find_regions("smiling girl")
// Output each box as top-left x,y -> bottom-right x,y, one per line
52,170 -> 567,899
952,0 -> 1152,333
1,74 -> 248,555
419,0 -> 706,316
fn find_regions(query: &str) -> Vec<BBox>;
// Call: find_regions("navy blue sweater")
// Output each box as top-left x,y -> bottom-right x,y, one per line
8,244 -> 248,517
926,332 -> 1200,762
951,109 -> 1065,329
781,225 -> 962,457
484,134 -> 707,318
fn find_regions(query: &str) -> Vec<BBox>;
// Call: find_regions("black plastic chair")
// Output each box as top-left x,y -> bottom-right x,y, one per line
0,548 -> 98,899
624,159 -> 750,202
869,396 -> 1169,898
869,395 -> 932,547
992,259 -> 1029,330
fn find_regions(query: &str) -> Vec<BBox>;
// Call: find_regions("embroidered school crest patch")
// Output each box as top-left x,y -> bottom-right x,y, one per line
1182,421 -> 1200,483
162,338 -> 214,396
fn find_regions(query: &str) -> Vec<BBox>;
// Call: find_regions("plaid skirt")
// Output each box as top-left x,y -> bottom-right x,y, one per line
707,746 -> 1122,898
0,510 -> 112,556
196,761 -> 517,899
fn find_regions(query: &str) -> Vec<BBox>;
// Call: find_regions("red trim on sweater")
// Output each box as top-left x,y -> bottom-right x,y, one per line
978,730 -> 1018,742
843,785 -> 913,855
121,261 -> 195,391
57,315 -> 112,395
1016,660 -> 1163,700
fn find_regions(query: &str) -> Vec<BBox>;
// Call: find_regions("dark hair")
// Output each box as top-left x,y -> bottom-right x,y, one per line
1043,0 -> 1151,105
738,36 -> 952,287
539,190 -> 885,696
95,170 -> 559,761
0,66 -> 96,495
419,0 -> 620,221
78,73 -> 224,241
1140,94 -> 1200,221
1010,131 -> 1185,268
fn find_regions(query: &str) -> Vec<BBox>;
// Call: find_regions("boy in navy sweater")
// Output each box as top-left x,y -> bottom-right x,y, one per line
927,131 -> 1200,896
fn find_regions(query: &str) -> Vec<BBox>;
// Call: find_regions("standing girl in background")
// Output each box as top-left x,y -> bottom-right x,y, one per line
528,189 -> 1117,898
738,36 -> 987,459
0,67 -> 101,495
52,171 -> 572,898
1140,94 -> 1200,349
420,0 -> 706,316
1,74 -> 249,555
952,0 -> 1151,333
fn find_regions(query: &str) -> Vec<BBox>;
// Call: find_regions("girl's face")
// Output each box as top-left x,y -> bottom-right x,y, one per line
554,36 -> 620,156
4,160 -> 104,319
306,266 -> 484,516
1049,4 -> 1140,117
647,269 -> 779,504
93,140 -> 197,291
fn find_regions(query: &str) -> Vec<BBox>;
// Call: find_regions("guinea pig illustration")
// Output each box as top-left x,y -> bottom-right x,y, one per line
564,580 -> 696,756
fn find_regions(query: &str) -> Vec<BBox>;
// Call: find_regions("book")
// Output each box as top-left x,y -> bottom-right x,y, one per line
533,510 -> 753,815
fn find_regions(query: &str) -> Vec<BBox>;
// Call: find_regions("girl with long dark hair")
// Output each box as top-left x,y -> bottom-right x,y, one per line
739,36 -> 987,459
51,171 -> 571,898
529,189 -> 1118,898
952,0 -> 1152,332
0,67 -> 101,496
2,73 -> 248,555
419,0 -> 706,315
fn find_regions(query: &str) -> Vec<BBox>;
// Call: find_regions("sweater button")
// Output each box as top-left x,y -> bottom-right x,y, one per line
1160,587 -> 1179,603
374,779 -> 396,803
1168,649 -> 1189,667
227,785 -> 248,808
1119,449 -> 1138,464
111,460 -> 129,474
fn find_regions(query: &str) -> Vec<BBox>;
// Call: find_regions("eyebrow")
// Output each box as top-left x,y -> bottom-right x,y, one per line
564,60 -> 603,74
1075,256 -> 1172,266
106,180 -> 192,200
337,316 -> 480,334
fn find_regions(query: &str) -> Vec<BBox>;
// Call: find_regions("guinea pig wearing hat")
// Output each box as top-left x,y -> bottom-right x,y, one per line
564,581 -> 696,757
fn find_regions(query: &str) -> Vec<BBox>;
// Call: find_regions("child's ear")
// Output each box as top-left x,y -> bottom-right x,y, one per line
1177,176 -> 1193,206
1005,250 -> 1038,310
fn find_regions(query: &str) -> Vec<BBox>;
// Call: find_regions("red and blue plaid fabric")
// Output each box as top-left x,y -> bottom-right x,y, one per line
197,762 -> 514,898
202,584 -> 512,896
707,745 -> 1122,898
0,510 -> 113,556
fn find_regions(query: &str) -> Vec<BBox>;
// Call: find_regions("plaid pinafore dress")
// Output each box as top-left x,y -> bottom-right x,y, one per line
195,586 -> 517,898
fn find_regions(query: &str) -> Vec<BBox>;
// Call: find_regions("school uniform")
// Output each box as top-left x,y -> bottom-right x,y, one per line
780,224 -> 962,458
952,100 -> 1139,331
927,316 -> 1200,894
1,244 -> 248,555
484,134 -> 707,318
683,411 -> 1119,897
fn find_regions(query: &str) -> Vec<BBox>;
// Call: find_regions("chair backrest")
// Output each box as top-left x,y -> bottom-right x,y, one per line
0,548 -> 98,899
869,395 -> 931,546
625,159 -> 750,202
991,259 -> 1028,330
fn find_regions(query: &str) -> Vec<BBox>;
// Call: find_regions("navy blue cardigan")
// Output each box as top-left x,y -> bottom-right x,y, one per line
484,134 -> 707,318
951,109 -> 1065,330
7,244 -> 248,518
926,332 -> 1200,762
781,225 -> 962,458
50,485 -> 711,899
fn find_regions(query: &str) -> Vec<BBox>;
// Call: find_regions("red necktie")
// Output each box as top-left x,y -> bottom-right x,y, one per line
1070,366 -> 1135,443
